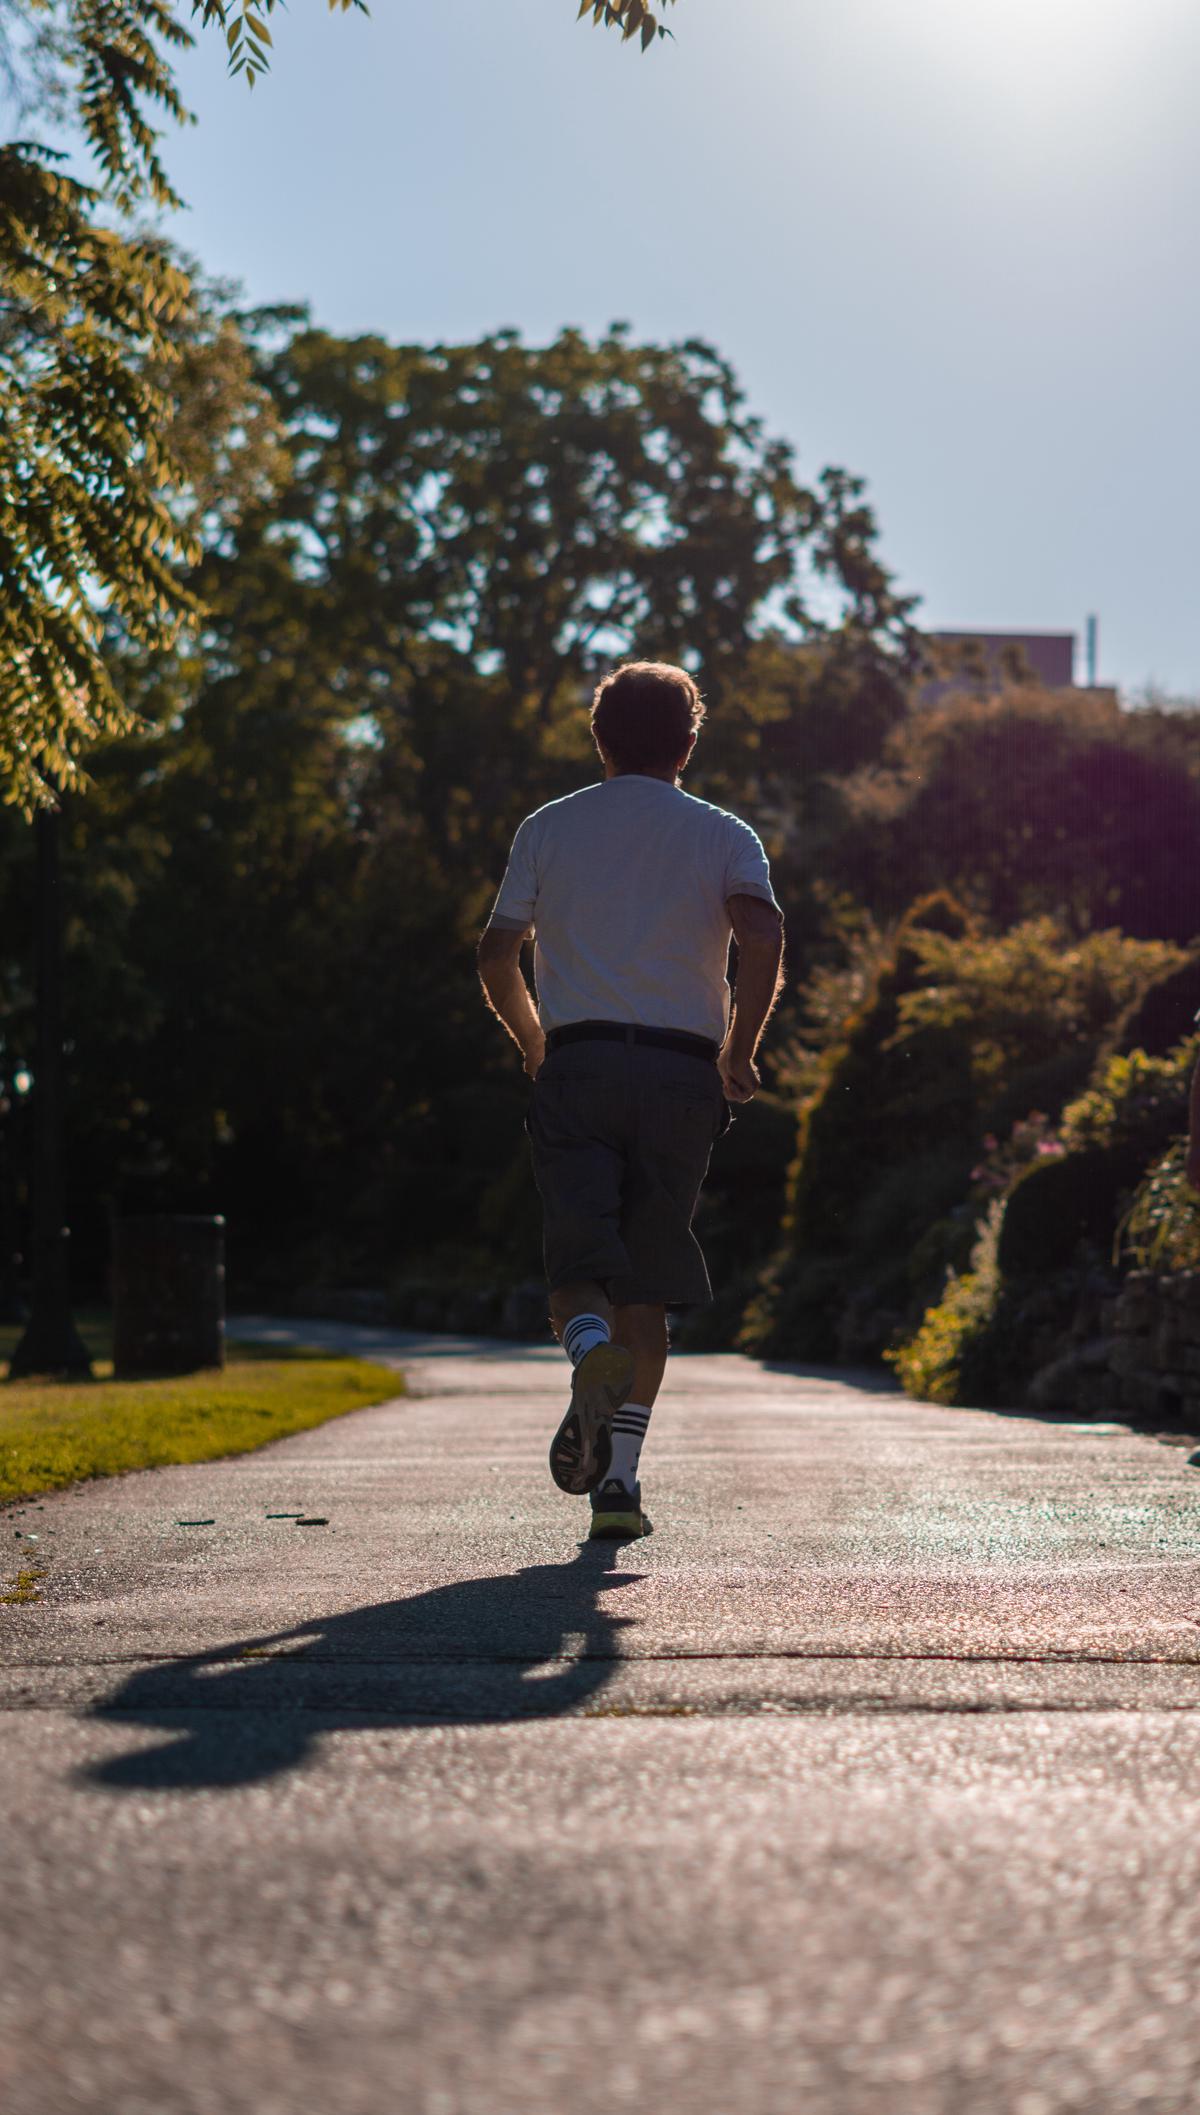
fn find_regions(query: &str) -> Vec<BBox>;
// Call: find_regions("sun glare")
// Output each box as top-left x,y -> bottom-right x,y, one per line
898,0 -> 1169,114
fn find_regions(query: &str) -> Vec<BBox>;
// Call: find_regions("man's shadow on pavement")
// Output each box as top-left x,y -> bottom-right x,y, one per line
86,1542 -> 643,1795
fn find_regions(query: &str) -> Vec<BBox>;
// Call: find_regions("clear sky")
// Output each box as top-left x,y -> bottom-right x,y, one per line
157,0 -> 1200,694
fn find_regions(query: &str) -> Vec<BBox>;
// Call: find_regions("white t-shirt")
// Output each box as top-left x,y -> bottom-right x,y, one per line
489,775 -> 779,1044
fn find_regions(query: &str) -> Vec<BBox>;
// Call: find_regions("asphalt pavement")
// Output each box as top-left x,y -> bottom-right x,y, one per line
3,1319 -> 1200,2115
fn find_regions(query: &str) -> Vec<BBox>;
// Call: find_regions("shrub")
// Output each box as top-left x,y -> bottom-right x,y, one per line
1118,1142 -> 1200,1272
739,1252 -> 846,1362
889,1200 -> 1100,1410
785,894 -> 979,1249
746,908 -> 1179,1361
893,921 -> 1181,1096
888,1028 -> 1200,1411
1107,954 -> 1200,1060
743,895 -> 979,1355
979,1048 -> 1097,1146
983,1040 -> 1196,1279
887,1203 -> 1004,1405
1059,1040 -> 1195,1151
996,1144 -> 1145,1277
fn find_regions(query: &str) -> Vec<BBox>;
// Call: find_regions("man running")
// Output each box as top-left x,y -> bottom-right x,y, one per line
477,661 -> 785,1539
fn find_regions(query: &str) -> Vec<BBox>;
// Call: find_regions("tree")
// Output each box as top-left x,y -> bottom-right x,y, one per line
264,323 -> 818,697
834,689 -> 1200,944
0,147 -> 197,810
2,0 -> 193,807
0,303 -> 909,1293
1,0 -> 672,810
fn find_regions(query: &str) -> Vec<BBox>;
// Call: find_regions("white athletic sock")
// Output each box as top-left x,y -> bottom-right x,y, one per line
607,1402 -> 651,1489
561,1312 -> 610,1368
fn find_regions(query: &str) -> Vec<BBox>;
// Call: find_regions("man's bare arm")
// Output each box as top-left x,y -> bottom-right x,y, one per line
477,922 -> 546,1080
721,895 -> 785,1103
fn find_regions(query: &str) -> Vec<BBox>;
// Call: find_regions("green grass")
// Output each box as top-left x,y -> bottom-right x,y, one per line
0,1340 -> 403,1508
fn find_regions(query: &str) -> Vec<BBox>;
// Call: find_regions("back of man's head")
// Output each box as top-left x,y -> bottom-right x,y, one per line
591,662 -> 706,776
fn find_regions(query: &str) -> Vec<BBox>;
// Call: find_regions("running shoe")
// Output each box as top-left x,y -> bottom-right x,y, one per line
589,1477 -> 649,1539
549,1340 -> 633,1494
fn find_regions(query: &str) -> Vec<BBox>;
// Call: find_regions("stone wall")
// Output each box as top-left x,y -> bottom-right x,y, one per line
1027,1270 -> 1200,1426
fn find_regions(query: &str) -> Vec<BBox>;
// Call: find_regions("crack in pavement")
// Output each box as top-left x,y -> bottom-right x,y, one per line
6,1646 -> 1200,1668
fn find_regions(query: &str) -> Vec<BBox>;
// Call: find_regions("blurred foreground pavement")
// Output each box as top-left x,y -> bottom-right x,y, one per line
3,1321 -> 1200,2114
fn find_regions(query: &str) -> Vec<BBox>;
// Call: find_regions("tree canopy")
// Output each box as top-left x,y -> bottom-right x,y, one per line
0,299 -> 915,1293
0,0 -> 673,809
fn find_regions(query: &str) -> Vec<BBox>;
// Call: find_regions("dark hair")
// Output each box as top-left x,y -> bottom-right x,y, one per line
590,661 -> 706,775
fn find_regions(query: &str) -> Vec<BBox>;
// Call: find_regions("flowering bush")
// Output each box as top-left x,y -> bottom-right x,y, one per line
968,1111 -> 1065,1202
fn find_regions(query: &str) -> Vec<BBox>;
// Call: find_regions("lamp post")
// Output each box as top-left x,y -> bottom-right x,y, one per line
8,803 -> 92,1380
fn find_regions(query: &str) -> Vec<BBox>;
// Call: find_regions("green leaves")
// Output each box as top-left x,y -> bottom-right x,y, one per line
1,0 -> 679,818
248,322 -> 827,722
0,0 -> 373,813
71,0 -> 195,211
192,0 -> 277,85
576,0 -> 674,50
192,0 -> 369,87
0,145 -> 198,810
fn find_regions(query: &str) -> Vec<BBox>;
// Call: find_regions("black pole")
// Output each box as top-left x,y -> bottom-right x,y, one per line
8,804 -> 92,1380
0,1090 -> 24,1324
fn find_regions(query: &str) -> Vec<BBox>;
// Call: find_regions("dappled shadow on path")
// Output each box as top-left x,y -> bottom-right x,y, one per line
86,1542 -> 642,1794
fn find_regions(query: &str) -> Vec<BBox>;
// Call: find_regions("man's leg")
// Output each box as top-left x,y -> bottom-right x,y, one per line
548,1282 -> 613,1354
604,1303 -> 667,1491
611,1303 -> 668,1407
544,1278 -> 634,1495
593,1049 -> 723,1526
526,1052 -> 634,1495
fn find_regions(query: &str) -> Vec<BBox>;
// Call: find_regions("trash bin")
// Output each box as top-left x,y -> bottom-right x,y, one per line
112,1214 -> 226,1377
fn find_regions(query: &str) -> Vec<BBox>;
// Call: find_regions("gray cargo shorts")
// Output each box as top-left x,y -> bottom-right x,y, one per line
524,1030 -> 733,1310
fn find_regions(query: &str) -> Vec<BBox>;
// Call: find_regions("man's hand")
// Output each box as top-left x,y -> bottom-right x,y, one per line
524,1032 -> 546,1082
719,1046 -> 760,1103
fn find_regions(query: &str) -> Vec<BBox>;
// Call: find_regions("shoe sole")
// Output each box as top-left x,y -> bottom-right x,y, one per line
549,1341 -> 634,1494
588,1508 -> 647,1540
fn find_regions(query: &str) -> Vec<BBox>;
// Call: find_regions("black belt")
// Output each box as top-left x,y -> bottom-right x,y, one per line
545,1020 -> 719,1063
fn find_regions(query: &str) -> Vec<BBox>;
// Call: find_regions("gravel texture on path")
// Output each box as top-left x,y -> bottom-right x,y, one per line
3,1320 -> 1200,2115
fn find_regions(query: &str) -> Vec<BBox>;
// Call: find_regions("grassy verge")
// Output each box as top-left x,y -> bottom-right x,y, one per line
0,1340 -> 403,1508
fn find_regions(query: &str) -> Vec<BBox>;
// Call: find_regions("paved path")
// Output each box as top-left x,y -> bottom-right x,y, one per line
4,1323 -> 1200,2115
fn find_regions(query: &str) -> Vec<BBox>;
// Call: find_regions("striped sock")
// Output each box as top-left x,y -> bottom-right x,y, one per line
608,1402 -> 651,1489
562,1312 -> 610,1368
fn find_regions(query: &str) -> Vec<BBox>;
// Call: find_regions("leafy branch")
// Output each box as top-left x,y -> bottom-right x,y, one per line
0,0 -> 677,809
0,143 -> 198,808
191,0 -> 368,91
576,0 -> 675,52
